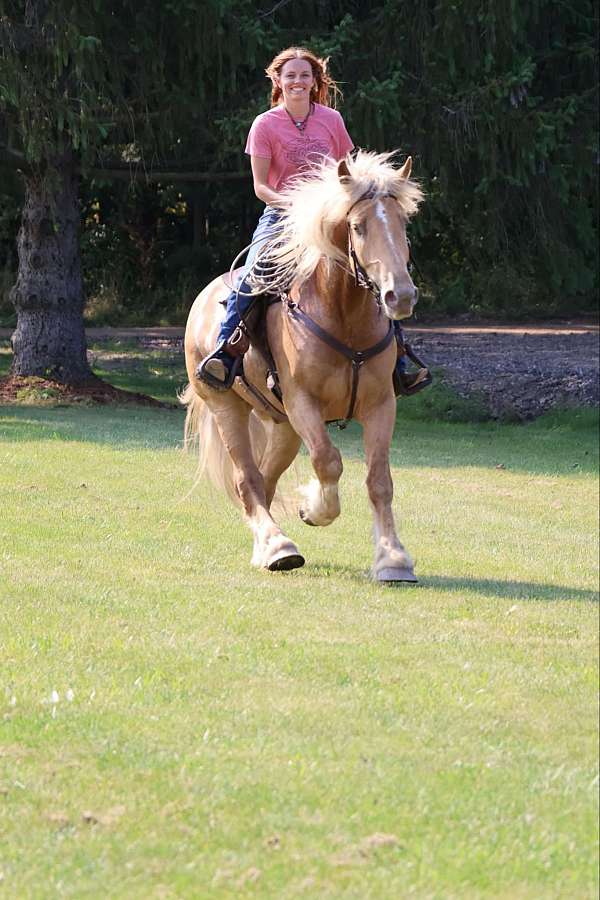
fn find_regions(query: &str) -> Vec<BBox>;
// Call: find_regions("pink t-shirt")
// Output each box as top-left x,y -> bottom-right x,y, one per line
245,103 -> 354,191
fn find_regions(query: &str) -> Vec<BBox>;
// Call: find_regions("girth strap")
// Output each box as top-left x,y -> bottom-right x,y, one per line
286,299 -> 395,426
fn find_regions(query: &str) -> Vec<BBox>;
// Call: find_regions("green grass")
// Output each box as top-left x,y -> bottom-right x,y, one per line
0,341 -> 11,376
0,348 -> 598,899
88,342 -> 186,405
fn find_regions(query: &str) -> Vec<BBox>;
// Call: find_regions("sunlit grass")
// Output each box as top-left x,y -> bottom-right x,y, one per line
0,392 -> 597,898
88,343 -> 186,405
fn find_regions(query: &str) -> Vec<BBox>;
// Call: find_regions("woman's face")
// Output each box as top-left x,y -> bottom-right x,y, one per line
277,58 -> 315,104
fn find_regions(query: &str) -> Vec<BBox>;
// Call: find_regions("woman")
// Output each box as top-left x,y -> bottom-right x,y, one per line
198,46 -> 428,395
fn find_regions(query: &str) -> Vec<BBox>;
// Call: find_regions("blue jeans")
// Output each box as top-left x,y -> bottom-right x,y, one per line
217,206 -> 281,347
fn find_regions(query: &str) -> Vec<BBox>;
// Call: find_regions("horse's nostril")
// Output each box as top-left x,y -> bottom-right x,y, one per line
384,287 -> 417,307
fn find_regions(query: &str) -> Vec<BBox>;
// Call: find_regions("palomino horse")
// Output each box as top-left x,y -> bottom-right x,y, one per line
182,150 -> 424,581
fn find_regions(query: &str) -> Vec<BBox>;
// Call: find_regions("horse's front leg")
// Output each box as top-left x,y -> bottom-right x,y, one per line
361,396 -> 417,583
285,393 -> 343,526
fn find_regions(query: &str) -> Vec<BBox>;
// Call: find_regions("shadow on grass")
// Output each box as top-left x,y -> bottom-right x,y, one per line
304,563 -> 598,603
333,414 -> 599,477
0,405 -> 184,450
420,574 -> 598,603
1,340 -> 186,405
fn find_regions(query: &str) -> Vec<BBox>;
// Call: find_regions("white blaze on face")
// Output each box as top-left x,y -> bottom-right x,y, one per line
374,201 -> 403,265
371,200 -> 415,317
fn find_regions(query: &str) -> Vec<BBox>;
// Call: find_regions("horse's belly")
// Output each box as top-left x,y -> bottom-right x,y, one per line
242,346 -> 267,384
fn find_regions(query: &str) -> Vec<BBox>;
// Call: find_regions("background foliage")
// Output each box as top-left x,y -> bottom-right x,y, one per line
0,0 -> 597,325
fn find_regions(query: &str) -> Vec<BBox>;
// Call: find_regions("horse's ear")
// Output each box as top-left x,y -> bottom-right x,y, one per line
398,156 -> 412,180
338,158 -> 352,186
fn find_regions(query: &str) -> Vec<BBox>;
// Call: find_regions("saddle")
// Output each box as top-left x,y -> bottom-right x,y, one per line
223,296 -> 288,421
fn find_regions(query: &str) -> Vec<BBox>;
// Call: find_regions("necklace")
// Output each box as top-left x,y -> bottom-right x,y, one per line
284,102 -> 313,134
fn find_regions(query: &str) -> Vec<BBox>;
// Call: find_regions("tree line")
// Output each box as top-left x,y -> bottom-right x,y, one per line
0,0 -> 597,382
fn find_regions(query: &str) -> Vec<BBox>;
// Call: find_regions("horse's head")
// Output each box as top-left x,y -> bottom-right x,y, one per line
339,157 -> 418,320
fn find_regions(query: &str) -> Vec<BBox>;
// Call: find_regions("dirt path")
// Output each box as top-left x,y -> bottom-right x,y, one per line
2,320 -> 596,342
406,321 -> 599,419
1,319 -> 598,419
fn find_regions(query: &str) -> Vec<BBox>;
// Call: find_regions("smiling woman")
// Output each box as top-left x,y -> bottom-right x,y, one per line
196,46 -> 354,390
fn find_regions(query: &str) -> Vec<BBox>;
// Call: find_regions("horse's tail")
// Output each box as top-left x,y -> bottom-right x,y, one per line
180,383 -> 289,512
180,383 -> 245,505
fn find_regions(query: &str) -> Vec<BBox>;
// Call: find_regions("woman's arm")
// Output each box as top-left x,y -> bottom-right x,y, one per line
251,156 -> 283,206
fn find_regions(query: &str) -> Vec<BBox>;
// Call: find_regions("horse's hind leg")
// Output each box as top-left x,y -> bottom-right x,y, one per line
285,394 -> 343,527
361,398 -> 417,583
258,420 -> 302,509
213,396 -> 304,571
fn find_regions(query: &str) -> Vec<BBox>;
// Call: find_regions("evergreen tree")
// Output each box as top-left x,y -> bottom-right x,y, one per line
0,0 -> 279,380
313,0 -> 598,312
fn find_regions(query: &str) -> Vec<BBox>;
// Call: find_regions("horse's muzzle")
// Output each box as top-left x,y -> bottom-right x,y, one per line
382,285 -> 419,320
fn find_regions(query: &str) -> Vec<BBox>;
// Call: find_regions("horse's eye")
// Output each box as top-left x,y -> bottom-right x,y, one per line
352,223 -> 364,235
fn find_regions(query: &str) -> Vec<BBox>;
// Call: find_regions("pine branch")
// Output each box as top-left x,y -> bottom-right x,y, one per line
258,0 -> 295,17
0,145 -> 32,173
89,167 -> 250,184
0,14 -> 55,51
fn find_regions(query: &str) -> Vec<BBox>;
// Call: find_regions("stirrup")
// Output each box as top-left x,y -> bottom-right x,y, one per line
394,340 -> 433,397
196,350 -> 241,392
394,366 -> 433,396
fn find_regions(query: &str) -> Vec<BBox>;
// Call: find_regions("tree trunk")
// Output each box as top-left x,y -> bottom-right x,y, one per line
10,152 -> 93,383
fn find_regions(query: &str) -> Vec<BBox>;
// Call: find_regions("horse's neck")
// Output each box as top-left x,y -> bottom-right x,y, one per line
294,222 -> 387,343
302,258 -> 377,340
315,260 -> 361,313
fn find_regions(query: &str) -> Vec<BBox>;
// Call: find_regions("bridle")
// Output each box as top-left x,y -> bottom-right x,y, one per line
345,189 -> 401,301
345,190 -> 423,308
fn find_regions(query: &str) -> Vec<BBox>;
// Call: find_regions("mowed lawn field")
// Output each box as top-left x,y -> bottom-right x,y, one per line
0,344 -> 598,899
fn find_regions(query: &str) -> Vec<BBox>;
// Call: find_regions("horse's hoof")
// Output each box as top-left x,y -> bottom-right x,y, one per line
299,508 -> 316,526
267,551 -> 305,572
376,567 -> 418,583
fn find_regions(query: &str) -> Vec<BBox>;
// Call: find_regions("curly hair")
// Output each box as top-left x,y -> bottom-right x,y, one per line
265,46 -> 341,108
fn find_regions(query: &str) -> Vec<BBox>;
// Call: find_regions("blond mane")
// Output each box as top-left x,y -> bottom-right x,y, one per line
254,150 -> 424,290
